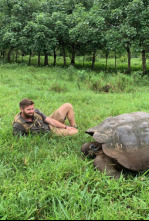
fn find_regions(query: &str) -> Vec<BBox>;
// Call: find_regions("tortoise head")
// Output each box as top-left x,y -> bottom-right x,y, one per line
81,142 -> 102,158
89,143 -> 102,153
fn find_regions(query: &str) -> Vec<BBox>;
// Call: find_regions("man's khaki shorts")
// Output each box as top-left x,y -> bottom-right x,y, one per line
49,110 -> 77,136
50,109 -> 65,124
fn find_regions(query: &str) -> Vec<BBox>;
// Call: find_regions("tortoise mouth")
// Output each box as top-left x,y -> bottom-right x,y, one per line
85,131 -> 94,136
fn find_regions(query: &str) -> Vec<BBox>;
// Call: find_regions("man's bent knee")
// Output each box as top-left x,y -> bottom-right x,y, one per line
64,103 -> 73,110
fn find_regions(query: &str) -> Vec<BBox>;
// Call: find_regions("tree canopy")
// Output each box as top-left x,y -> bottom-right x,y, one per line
0,0 -> 149,73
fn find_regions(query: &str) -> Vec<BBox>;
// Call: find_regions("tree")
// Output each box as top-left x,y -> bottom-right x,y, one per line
105,28 -> 125,71
68,3 -> 106,68
97,0 -> 135,73
0,0 -> 148,72
33,12 -> 57,66
126,0 -> 149,74
66,4 -> 86,65
51,12 -> 69,66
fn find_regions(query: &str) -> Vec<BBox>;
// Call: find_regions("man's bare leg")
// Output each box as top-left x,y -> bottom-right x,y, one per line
57,103 -> 76,127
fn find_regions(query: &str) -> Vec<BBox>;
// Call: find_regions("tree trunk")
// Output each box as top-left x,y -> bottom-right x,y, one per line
126,42 -> 131,73
22,52 -> 24,62
71,43 -> 76,65
16,50 -> 18,63
7,49 -> 12,62
63,48 -> 66,66
44,53 -> 48,66
7,50 -> 11,62
29,51 -> 32,65
83,56 -> 85,66
115,52 -> 117,72
53,49 -> 56,66
12,52 -> 15,62
1,51 -> 5,59
92,51 -> 96,69
142,49 -> 146,75
2,51 -> 5,59
38,52 -> 41,66
105,52 -> 109,69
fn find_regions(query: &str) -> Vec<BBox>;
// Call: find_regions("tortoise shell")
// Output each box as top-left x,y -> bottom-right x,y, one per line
86,112 -> 149,171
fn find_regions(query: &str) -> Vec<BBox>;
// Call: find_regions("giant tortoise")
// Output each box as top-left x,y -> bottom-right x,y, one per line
81,112 -> 149,178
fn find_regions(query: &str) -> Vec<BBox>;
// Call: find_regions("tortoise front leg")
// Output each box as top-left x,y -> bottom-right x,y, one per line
94,153 -> 121,179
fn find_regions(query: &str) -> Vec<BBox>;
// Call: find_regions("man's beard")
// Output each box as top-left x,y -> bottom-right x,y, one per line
23,111 -> 34,119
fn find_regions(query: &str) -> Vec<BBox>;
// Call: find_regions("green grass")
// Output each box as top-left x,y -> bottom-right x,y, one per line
0,63 -> 149,220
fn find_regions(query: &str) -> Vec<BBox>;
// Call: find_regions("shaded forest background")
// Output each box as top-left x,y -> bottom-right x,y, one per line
0,0 -> 149,73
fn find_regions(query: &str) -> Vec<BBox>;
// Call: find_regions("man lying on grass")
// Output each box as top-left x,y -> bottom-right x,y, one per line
13,99 -> 78,136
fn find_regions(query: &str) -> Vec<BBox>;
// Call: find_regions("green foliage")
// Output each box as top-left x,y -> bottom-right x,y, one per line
90,73 -> 132,93
119,55 -> 127,63
50,82 -> 68,93
66,65 -> 77,81
90,71 -> 149,93
0,0 -> 149,73
77,70 -> 88,82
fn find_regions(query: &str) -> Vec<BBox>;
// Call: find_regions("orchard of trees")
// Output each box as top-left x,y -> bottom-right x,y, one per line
0,0 -> 149,73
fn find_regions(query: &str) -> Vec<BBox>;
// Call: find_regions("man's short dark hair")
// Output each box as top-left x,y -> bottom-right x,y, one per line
19,99 -> 34,109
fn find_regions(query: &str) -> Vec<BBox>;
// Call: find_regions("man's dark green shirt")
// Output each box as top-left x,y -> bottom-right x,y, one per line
13,109 -> 50,136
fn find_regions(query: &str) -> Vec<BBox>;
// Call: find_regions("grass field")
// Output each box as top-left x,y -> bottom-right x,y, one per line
0,63 -> 149,220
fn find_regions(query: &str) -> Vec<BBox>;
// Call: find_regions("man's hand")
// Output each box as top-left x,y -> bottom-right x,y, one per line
66,126 -> 78,132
